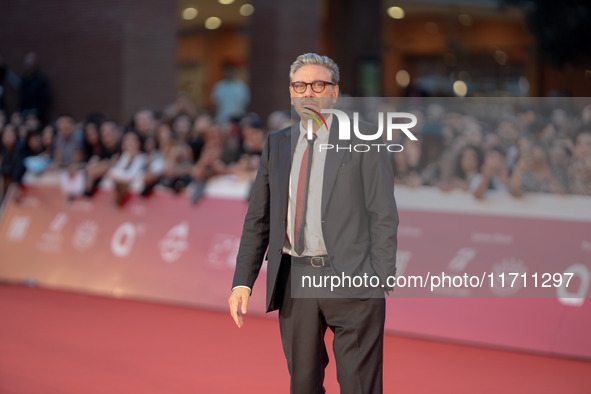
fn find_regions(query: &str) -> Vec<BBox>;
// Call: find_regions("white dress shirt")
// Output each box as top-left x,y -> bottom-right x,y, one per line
282,116 -> 331,257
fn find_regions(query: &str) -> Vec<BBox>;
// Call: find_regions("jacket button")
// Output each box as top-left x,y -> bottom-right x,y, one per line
278,249 -> 282,254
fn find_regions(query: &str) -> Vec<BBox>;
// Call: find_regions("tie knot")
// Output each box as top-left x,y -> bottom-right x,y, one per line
307,133 -> 317,142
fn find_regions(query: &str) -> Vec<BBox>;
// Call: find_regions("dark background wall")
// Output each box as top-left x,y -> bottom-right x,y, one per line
2,0 -> 589,124
249,0 -> 324,119
0,0 -> 177,123
248,0 -> 382,118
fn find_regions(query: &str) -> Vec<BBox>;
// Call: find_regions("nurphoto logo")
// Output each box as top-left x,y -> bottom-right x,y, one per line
303,106 -> 418,153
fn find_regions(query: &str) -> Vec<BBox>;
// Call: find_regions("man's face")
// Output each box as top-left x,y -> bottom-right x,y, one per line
290,65 -> 339,124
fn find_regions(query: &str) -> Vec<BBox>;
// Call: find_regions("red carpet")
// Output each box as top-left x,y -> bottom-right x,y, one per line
0,285 -> 589,394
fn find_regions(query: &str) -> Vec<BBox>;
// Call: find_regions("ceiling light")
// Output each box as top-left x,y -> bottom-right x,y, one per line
240,4 -> 254,16
205,17 -> 222,30
182,7 -> 198,20
453,80 -> 468,97
387,6 -> 404,19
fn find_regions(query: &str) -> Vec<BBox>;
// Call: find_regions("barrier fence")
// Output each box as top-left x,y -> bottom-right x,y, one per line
0,177 -> 590,359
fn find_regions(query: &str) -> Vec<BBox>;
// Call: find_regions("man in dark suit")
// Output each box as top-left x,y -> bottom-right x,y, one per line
229,53 -> 398,393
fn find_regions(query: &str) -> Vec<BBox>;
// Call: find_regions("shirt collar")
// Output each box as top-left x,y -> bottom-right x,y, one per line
298,114 -> 332,144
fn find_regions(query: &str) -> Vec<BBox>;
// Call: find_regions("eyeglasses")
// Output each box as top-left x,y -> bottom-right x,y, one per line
290,80 -> 335,94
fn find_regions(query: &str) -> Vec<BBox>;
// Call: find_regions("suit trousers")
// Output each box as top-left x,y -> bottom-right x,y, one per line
276,254 -> 386,394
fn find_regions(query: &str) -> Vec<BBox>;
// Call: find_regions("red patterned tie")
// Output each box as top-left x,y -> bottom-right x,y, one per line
294,133 -> 317,255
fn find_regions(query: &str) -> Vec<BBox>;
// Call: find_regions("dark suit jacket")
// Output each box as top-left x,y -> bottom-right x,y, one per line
232,120 -> 398,312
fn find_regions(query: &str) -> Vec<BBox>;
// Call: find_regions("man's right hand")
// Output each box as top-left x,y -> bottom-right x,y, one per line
228,287 -> 250,328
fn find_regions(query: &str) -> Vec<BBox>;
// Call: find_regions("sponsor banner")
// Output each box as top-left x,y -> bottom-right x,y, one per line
0,182 -> 590,358
0,184 -> 267,313
388,209 -> 590,299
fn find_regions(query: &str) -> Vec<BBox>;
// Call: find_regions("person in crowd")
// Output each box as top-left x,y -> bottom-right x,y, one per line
234,115 -> 265,171
59,165 -> 85,201
83,121 -> 121,197
510,133 -> 535,172
82,116 -> 104,162
131,109 -> 156,151
229,115 -> 266,204
10,112 -> 23,130
549,142 -> 571,176
0,123 -> 19,202
440,108 -> 466,142
452,145 -> 484,191
225,114 -> 245,155
547,140 -> 571,193
161,93 -> 198,123
266,110 -> 291,132
482,132 -> 503,152
432,150 -> 459,192
527,117 -> 557,149
18,52 -> 51,125
40,123 -> 56,159
188,113 -> 213,163
228,115 -> 266,203
16,122 -> 29,142
549,108 -> 574,138
54,114 -> 85,200
107,131 -> 145,206
516,105 -> 536,134
419,133 -> 447,187
390,137 -> 423,188
463,118 -> 485,147
509,143 -> 566,196
22,111 -> 41,135
12,130 -> 44,200
568,131 -> 591,195
141,122 -> 173,197
172,113 -> 193,143
210,64 -> 250,125
160,118 -> 195,194
471,147 -> 509,199
53,114 -> 84,167
496,117 -> 521,170
190,125 -> 230,204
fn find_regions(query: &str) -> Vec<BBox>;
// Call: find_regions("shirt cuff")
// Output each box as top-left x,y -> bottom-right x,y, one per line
232,285 -> 252,294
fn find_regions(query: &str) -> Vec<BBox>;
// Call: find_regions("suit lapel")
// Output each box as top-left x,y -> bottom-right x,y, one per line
321,120 -> 347,217
276,124 -> 299,222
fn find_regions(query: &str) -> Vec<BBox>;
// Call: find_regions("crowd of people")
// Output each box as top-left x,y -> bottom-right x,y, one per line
0,94 -> 291,206
1,96 -> 590,207
387,99 -> 591,198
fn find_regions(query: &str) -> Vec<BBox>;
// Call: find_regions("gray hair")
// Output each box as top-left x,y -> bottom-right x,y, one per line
289,53 -> 340,84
